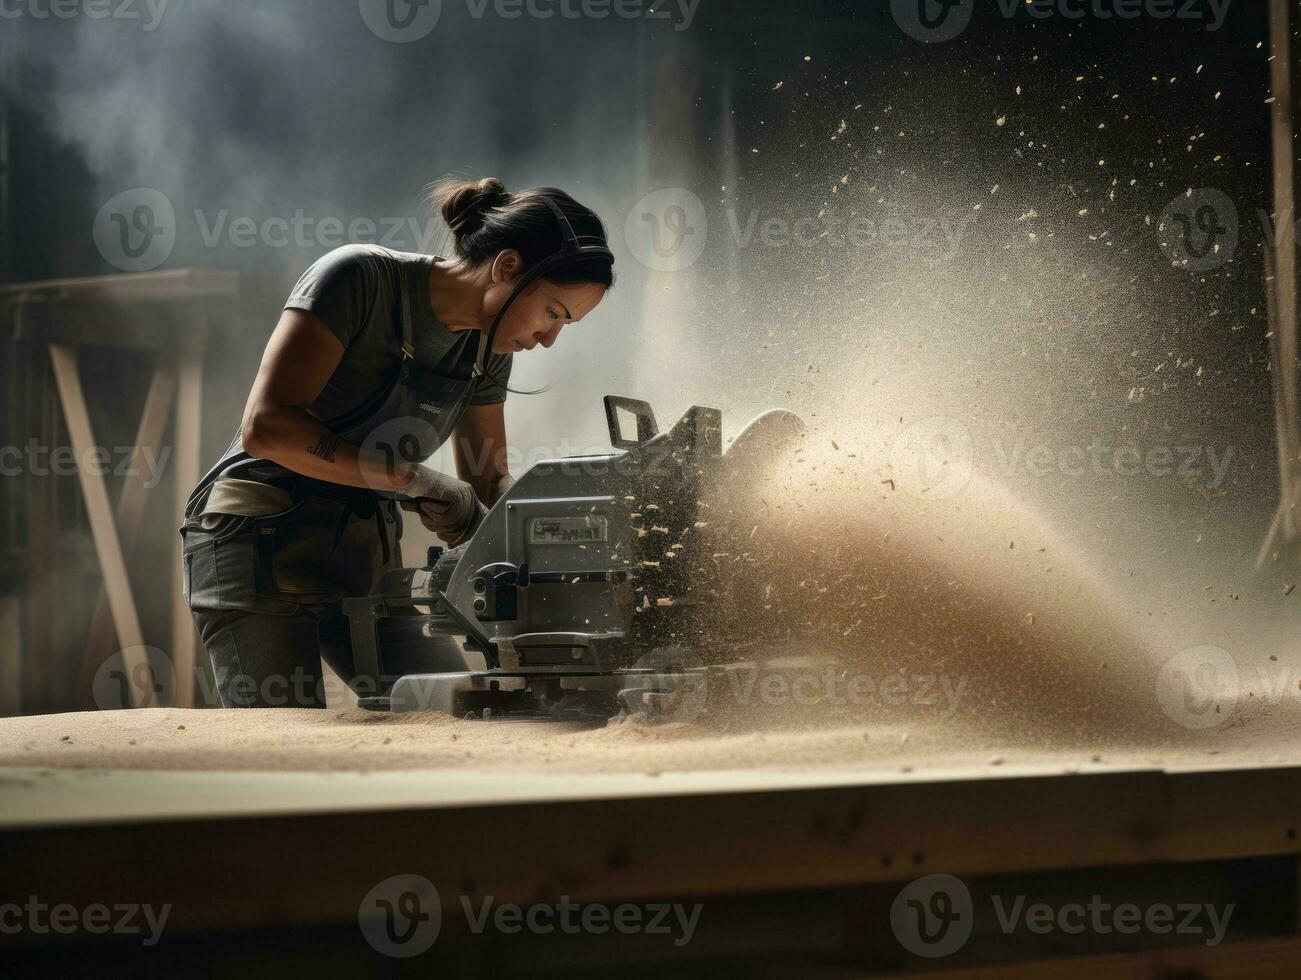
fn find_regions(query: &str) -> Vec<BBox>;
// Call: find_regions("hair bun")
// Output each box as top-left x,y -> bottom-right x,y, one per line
430,176 -> 512,244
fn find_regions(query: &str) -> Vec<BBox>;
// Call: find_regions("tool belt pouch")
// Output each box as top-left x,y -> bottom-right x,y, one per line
182,493 -> 387,613
255,495 -> 382,601
181,513 -> 298,616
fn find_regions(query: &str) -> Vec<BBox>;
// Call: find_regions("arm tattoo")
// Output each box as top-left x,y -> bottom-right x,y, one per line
307,433 -> 339,463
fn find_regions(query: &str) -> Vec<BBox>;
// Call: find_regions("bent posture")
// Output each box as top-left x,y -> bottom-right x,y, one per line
181,178 -> 614,707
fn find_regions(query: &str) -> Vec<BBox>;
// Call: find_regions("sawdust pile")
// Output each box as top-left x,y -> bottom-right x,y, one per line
0,708 -> 925,774
0,704 -> 1285,777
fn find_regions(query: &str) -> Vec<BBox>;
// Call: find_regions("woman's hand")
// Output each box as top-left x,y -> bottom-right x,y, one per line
399,490 -> 487,546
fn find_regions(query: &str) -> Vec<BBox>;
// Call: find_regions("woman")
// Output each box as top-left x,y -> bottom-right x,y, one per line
181,177 -> 615,708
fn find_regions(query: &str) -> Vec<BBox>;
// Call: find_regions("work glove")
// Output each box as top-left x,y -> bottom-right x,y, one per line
491,472 -> 516,505
398,464 -> 487,547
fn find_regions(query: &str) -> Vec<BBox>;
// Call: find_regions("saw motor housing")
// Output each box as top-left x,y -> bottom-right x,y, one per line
343,395 -> 730,715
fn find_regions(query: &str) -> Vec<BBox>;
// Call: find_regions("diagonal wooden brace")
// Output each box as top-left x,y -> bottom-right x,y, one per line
48,343 -> 153,708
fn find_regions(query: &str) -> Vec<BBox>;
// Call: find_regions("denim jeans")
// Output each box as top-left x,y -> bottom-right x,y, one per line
181,494 -> 400,708
191,604 -> 359,708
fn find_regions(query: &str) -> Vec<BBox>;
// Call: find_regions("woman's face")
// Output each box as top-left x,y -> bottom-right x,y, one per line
485,251 -> 608,355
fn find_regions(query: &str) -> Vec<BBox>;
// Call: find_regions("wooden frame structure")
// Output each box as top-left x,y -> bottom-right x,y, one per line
1260,0 -> 1301,568
0,269 -> 237,708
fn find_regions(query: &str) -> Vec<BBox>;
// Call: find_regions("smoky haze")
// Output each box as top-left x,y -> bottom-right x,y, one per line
7,0 -> 680,453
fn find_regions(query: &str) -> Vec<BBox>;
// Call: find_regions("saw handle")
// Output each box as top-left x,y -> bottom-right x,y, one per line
604,396 -> 658,448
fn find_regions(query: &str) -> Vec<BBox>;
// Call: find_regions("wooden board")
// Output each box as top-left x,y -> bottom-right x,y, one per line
0,268 -> 239,304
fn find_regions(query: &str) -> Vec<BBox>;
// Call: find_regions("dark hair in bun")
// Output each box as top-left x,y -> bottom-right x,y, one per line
428,175 -> 615,288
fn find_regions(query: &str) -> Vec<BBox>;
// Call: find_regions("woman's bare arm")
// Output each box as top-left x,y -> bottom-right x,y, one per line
452,403 -> 513,505
240,308 -> 416,493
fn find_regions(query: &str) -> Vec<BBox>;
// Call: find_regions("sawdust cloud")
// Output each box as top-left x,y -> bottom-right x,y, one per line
665,228 -> 1294,758
630,119 -> 1291,756
699,415 -> 1169,749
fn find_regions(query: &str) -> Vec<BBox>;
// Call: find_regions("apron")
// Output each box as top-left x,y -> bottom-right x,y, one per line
182,259 -> 482,610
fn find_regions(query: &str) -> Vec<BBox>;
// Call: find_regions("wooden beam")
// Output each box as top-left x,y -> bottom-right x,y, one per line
9,305 -> 211,353
0,597 -> 19,716
1259,248 -> 1298,567
1269,0 -> 1299,471
1,763 -> 1300,935
0,268 -> 239,304
25,340 -> 58,712
76,356 -> 177,706
904,935 -> 1301,978
170,349 -> 204,707
47,344 -> 151,707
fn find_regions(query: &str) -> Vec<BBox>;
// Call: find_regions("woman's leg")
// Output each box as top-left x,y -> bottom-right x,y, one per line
191,607 -> 328,708
317,608 -> 364,702
181,493 -> 402,708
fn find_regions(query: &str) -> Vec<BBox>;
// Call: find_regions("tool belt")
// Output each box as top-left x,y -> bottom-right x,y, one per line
182,474 -> 400,613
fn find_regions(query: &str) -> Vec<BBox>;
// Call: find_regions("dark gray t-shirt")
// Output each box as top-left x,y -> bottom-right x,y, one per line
284,244 -> 512,422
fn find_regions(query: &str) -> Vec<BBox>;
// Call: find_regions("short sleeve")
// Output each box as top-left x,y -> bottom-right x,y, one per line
469,352 -> 513,406
284,245 -> 378,348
